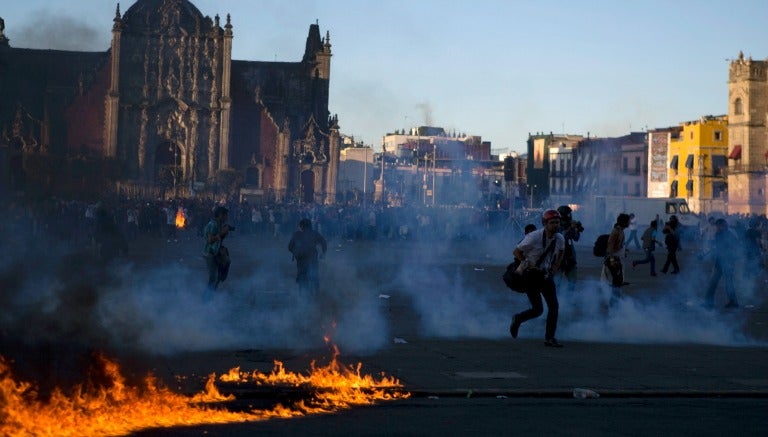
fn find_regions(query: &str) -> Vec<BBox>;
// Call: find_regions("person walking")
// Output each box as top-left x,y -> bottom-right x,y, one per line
602,213 -> 630,305
202,206 -> 232,293
163,202 -> 178,242
625,213 -> 641,250
660,221 -> 681,274
703,218 -> 739,309
632,220 -> 661,276
509,209 -> 565,347
288,218 -> 328,294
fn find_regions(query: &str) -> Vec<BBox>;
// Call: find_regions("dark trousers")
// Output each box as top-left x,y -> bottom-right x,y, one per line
661,250 -> 679,273
515,277 -> 559,340
634,249 -> 656,274
705,261 -> 737,306
205,255 -> 220,291
296,257 -> 320,294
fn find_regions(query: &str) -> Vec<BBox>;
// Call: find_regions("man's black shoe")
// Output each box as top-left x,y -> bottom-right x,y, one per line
510,316 -> 520,339
724,300 -> 739,309
544,338 -> 563,348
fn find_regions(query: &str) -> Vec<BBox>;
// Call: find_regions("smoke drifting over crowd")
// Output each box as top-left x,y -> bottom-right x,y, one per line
1,211 -> 763,377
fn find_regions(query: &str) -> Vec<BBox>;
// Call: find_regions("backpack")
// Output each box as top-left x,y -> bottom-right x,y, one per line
593,234 -> 610,257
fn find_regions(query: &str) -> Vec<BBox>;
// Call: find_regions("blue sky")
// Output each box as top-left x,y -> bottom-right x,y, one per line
2,0 -> 767,154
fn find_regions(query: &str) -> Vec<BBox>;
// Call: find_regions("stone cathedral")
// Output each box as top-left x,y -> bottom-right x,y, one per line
0,0 -> 341,204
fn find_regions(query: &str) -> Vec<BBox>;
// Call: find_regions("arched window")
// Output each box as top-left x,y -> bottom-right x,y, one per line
734,97 -> 743,115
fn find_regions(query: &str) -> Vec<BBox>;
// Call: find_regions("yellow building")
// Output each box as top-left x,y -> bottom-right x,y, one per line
668,115 -> 728,214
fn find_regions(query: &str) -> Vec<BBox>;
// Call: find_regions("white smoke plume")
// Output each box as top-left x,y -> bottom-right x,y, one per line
1,219 -> 763,373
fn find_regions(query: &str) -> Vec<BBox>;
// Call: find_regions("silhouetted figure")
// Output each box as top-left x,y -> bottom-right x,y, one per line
202,206 -> 232,293
703,219 -> 738,309
660,221 -> 681,274
632,220 -> 661,276
557,205 -> 582,292
602,213 -> 630,305
288,218 -> 327,294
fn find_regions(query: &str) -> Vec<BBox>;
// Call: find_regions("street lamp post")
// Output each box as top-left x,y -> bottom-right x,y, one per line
432,144 -> 436,206
363,146 -> 368,207
528,184 -> 537,209
169,144 -> 178,199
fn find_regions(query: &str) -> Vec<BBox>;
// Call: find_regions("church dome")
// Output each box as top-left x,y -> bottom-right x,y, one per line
121,0 -> 212,35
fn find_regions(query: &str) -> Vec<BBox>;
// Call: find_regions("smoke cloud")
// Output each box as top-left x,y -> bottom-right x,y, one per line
415,102 -> 433,127
10,10 -> 106,52
0,216 -> 763,380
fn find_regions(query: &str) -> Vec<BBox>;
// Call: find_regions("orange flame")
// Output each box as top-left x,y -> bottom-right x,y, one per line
0,349 -> 409,436
174,208 -> 185,228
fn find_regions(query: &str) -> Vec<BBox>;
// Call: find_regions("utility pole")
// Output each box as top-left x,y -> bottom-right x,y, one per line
528,184 -> 537,209
363,146 -> 368,207
432,143 -> 436,206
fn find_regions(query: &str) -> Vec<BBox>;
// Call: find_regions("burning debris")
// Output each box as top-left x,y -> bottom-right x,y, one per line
0,348 -> 409,436
174,207 -> 186,229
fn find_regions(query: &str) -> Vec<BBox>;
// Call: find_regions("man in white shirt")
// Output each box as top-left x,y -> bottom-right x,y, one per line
509,209 -> 566,347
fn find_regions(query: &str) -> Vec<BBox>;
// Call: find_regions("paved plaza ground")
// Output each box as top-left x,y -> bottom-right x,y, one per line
4,225 -> 767,435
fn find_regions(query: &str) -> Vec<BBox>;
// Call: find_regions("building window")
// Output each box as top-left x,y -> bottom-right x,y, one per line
635,182 -> 641,196
634,156 -> 641,173
623,182 -> 628,195
670,180 -> 678,197
622,157 -> 628,172
734,97 -> 743,115
686,179 -> 694,197
670,155 -> 679,175
690,131 -> 694,140
714,131 -> 722,141
685,154 -> 694,178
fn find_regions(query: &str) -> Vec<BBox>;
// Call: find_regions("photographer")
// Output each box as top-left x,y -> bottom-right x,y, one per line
202,206 -> 233,293
557,205 -> 582,293
509,209 -> 565,347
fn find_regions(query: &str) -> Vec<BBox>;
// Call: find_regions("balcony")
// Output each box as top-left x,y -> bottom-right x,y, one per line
723,163 -> 768,175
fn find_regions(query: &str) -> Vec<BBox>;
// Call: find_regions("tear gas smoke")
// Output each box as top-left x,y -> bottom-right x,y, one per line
0,213 -> 763,380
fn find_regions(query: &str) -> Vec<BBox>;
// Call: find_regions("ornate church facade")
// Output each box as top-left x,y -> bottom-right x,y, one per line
0,0 -> 340,203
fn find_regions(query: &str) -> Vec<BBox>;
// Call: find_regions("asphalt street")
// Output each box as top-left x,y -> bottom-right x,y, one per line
113,227 -> 768,436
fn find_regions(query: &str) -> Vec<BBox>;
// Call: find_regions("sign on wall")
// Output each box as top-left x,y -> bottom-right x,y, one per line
533,138 -> 545,169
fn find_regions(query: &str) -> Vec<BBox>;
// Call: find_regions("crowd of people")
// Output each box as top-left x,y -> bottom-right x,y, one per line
2,196 -> 533,256
4,195 -> 767,344
508,207 -> 768,348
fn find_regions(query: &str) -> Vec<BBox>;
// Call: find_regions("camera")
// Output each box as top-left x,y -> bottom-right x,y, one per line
224,224 -> 236,232
572,221 -> 584,232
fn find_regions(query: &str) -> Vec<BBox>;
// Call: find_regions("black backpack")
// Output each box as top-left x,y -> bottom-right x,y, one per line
593,234 -> 610,257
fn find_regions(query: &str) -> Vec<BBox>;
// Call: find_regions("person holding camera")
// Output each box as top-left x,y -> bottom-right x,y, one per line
557,205 -> 582,293
509,209 -> 565,347
202,206 -> 233,293
288,218 -> 328,295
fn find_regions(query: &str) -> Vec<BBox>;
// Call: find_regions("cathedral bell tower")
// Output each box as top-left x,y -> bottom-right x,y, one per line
727,51 -> 768,215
